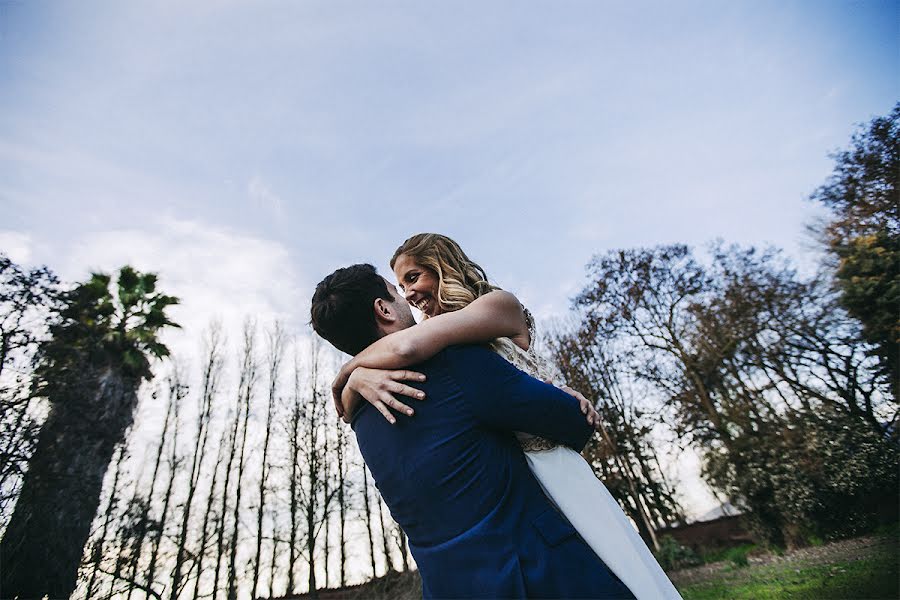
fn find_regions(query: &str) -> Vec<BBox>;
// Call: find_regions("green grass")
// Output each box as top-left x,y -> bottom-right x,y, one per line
698,543 -> 758,567
679,536 -> 898,600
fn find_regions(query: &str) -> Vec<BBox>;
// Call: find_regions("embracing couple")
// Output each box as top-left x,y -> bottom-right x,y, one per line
310,233 -> 681,600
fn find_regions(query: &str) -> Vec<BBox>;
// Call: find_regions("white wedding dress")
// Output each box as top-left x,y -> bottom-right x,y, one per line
491,322 -> 683,600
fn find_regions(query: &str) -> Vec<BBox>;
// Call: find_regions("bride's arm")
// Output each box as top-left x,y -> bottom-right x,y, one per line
333,290 -> 528,419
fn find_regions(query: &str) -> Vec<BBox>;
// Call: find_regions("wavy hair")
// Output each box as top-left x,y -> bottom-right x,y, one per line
390,233 -> 500,316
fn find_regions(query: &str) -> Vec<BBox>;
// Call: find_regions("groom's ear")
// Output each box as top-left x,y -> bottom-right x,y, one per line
373,297 -> 395,327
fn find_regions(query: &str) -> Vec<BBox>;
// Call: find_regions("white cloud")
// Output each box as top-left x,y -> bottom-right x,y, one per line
0,231 -> 33,264
57,217 -> 308,366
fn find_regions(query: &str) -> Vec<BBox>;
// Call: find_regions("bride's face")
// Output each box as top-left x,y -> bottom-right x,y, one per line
393,253 -> 442,318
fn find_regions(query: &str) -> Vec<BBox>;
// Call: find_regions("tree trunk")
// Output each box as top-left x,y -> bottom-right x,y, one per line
126,398 -> 175,600
0,366 -> 139,599
147,376 -> 183,592
252,324 -> 283,597
86,444 -> 127,598
377,496 -> 395,573
193,406 -> 231,600
362,464 -> 377,578
336,423 -> 347,587
287,346 -> 303,594
227,322 -> 258,600
322,427 -> 331,588
212,336 -> 248,600
172,325 -> 222,600
269,537 -> 278,599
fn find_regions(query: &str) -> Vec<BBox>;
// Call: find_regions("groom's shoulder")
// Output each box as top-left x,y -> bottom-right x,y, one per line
441,343 -> 498,362
410,344 -> 498,373
434,344 -> 511,376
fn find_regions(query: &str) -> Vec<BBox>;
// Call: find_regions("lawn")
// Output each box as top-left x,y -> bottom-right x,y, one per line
674,532 -> 898,600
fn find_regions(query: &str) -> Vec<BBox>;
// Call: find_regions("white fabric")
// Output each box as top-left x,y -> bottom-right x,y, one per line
493,318 -> 682,600
525,446 -> 683,600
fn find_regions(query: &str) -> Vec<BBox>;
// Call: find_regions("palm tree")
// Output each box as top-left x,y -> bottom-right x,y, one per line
0,266 -> 179,599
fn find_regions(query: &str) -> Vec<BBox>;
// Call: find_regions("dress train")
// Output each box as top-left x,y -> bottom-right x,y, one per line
525,446 -> 683,600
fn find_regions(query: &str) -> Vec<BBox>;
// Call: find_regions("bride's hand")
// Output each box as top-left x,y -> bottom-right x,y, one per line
331,362 -> 356,420
340,367 -> 427,424
554,383 -> 601,430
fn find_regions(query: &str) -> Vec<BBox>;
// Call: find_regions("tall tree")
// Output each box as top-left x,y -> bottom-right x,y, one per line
546,323 -> 684,544
125,387 -> 175,600
377,496 -> 395,574
300,338 -> 330,598
227,322 -> 258,600
361,464 -> 378,578
146,371 -> 186,594
0,266 -> 178,599
574,243 -> 894,545
171,323 -> 223,600
286,342 -> 303,594
84,444 -> 128,599
0,254 -> 61,526
212,323 -> 254,600
334,419 -> 349,587
810,103 -> 899,399
251,323 -> 285,597
193,392 -> 231,600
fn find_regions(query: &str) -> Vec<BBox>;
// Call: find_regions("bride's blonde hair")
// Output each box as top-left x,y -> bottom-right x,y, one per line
390,233 -> 500,316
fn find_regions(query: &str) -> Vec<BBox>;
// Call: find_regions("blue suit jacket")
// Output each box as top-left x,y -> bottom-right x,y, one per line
351,344 -> 635,599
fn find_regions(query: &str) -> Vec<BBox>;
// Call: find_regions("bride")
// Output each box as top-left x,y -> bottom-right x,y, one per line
331,233 -> 682,600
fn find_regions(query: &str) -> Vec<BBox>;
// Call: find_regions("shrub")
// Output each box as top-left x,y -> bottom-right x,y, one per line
655,535 -> 701,571
705,407 -> 899,547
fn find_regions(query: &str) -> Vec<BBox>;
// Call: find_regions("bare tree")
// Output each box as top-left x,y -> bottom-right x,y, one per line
300,337 -> 333,597
211,321 -> 258,600
361,463 -> 377,578
548,326 -> 684,547
268,536 -> 279,599
0,267 -> 179,600
146,370 -> 186,594
335,419 -> 349,587
251,323 -> 285,597
227,321 -> 258,600
125,385 -> 176,600
0,255 -> 61,529
171,324 -> 223,600
85,444 -> 128,598
285,340 -> 304,594
377,496 -> 395,574
109,455 -> 149,600
323,426 -> 331,588
572,243 -> 896,545
391,523 -> 411,572
193,395 -> 231,600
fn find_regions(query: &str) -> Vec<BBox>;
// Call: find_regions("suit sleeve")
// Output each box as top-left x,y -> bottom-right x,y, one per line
449,345 -> 594,451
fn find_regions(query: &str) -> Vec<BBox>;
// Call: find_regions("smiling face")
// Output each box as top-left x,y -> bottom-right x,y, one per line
392,253 -> 443,318
380,276 -> 417,330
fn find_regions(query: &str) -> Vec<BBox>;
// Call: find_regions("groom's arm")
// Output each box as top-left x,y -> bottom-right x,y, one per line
447,345 -> 593,451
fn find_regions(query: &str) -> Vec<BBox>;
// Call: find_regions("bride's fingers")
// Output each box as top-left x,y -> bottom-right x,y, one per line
389,370 -> 427,383
578,396 -> 591,414
373,400 -> 397,425
387,381 -> 426,401
379,391 -> 415,417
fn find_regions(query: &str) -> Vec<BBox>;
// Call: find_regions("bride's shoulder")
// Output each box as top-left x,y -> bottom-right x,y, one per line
474,289 -> 523,311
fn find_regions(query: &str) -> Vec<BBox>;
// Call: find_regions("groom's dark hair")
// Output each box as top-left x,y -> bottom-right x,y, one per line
310,263 -> 395,355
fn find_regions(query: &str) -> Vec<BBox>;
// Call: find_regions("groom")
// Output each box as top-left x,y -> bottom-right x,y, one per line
310,264 -> 634,599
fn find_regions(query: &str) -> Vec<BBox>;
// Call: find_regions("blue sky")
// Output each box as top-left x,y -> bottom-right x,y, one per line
2,1 -> 897,329
1,0 -> 897,519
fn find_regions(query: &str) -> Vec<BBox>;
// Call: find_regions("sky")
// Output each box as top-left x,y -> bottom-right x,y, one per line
1,0 -> 898,517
